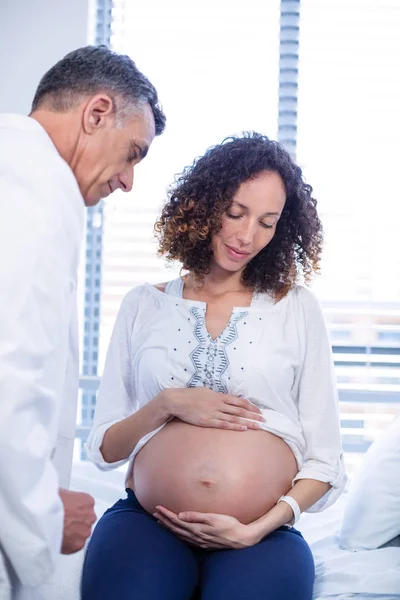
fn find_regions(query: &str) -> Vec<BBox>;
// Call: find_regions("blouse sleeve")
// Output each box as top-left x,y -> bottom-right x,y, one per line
85,287 -> 142,470
293,286 -> 347,512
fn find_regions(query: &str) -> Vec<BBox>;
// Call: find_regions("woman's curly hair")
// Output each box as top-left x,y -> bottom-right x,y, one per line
155,132 -> 323,296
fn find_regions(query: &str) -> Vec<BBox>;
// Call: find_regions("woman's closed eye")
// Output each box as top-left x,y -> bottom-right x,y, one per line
226,212 -> 274,229
260,222 -> 274,229
226,212 -> 242,220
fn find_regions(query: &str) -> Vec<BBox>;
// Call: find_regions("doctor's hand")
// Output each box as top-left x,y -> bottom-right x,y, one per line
161,387 -> 264,431
59,488 -> 96,554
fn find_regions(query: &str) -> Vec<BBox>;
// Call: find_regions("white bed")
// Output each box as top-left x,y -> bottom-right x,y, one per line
52,462 -> 400,600
297,496 -> 400,600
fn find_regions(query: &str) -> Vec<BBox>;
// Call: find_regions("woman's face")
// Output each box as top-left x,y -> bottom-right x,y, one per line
210,170 -> 286,274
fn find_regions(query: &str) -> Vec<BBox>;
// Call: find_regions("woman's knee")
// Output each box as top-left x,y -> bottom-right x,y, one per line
81,506 -> 199,600
200,528 -> 315,600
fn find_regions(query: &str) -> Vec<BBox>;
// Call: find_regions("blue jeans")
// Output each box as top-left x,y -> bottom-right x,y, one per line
81,489 -> 315,600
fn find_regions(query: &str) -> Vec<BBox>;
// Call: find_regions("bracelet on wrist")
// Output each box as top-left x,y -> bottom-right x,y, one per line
277,495 -> 301,527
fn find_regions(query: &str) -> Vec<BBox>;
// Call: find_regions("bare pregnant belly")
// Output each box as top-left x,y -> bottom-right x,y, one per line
131,419 -> 298,524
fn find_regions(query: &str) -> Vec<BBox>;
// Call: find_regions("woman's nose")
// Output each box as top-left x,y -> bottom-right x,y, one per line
237,222 -> 254,245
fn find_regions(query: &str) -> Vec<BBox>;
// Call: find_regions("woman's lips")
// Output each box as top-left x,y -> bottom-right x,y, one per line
225,244 -> 250,260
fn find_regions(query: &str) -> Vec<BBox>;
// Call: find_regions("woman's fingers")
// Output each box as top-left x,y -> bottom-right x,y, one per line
223,397 -> 264,419
154,510 -> 209,545
220,404 -> 265,422
214,413 -> 261,430
208,419 -> 248,431
157,517 -> 204,545
225,395 -> 263,414
175,389 -> 264,431
224,395 -> 262,412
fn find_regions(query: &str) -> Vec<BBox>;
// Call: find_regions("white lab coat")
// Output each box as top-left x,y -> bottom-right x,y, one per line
0,114 -> 84,599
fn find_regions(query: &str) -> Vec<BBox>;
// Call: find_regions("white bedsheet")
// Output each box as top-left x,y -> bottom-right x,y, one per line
297,493 -> 400,600
51,462 -> 400,600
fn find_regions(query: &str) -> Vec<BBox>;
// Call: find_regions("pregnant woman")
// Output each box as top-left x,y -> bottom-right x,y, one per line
82,133 -> 346,600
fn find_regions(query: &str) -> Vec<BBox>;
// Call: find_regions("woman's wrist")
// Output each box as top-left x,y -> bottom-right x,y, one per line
243,521 -> 267,545
154,388 -> 178,420
248,501 -> 295,541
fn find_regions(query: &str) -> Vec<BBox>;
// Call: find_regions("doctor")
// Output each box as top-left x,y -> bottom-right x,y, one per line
0,45 -> 166,599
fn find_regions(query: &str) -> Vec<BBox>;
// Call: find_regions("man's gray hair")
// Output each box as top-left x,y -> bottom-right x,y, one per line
31,45 -> 166,135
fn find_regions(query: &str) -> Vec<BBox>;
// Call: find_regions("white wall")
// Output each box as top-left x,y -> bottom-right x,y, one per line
0,0 -> 90,114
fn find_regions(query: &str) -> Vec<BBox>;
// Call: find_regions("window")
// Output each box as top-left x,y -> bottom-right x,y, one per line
297,0 -> 400,475
378,331 -> 400,343
76,0 -> 400,479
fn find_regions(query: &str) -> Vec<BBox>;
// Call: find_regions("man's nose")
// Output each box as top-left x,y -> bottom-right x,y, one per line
118,163 -> 134,193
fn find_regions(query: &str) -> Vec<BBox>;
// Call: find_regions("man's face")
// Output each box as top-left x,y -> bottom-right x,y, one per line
74,102 -> 156,206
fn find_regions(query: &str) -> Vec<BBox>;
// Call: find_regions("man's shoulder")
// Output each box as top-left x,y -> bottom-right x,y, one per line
0,113 -> 83,215
0,113 -> 60,164
1,115 -> 56,177
0,112 -> 39,131
0,114 -> 52,156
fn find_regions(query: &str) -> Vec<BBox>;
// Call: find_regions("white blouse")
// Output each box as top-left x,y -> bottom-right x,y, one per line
86,278 -> 347,512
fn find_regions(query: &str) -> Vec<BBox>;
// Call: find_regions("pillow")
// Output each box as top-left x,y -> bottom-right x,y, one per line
339,414 -> 400,550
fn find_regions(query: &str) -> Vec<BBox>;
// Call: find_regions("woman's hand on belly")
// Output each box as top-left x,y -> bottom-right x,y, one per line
164,387 -> 264,431
153,505 -> 262,550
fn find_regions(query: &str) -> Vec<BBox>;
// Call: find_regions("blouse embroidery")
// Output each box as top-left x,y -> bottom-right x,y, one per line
187,306 -> 248,392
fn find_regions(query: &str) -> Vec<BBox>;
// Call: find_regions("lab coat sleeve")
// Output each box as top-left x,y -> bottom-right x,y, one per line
0,180 -> 73,587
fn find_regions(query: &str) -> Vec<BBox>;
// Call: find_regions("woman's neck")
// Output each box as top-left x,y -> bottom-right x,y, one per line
185,266 -> 250,298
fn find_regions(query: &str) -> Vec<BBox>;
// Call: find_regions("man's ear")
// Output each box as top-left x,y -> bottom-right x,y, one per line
82,94 -> 114,134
